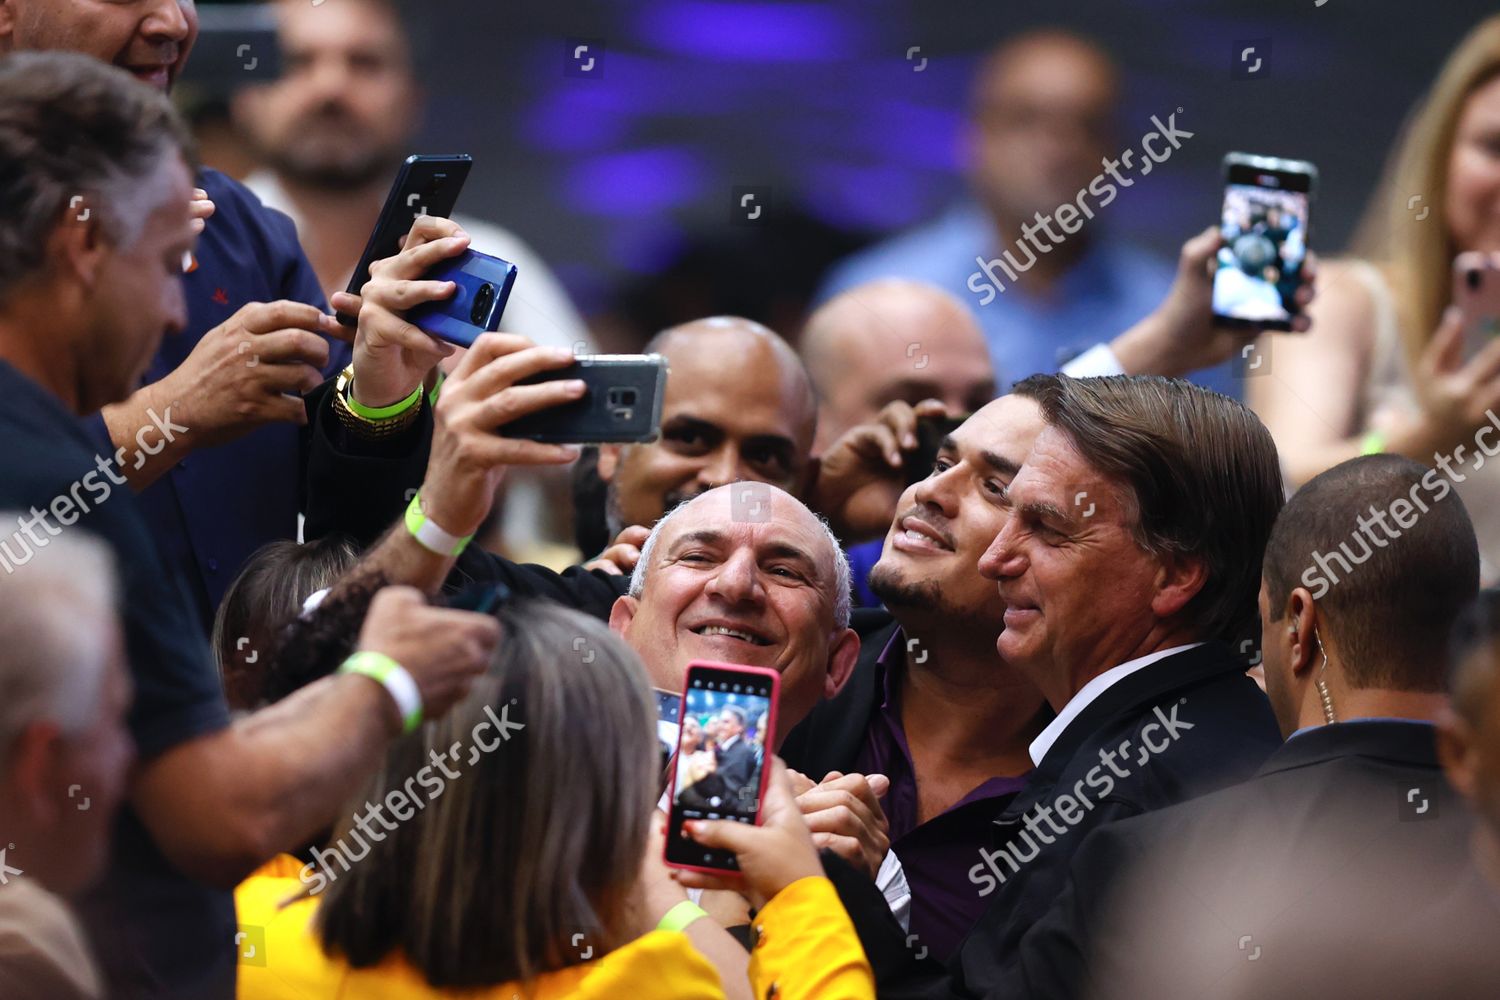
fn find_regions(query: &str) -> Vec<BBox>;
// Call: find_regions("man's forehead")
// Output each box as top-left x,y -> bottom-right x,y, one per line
956,395 -> 1043,456
661,494 -> 828,555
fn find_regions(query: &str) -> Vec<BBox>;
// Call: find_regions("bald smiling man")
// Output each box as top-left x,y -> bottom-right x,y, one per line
596,316 -> 819,541
802,280 -> 998,455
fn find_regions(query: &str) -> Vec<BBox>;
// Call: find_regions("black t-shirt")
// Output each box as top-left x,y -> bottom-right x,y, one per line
0,362 -> 234,999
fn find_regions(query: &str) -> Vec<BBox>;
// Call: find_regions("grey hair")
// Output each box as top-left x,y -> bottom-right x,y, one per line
627,488 -> 853,630
0,525 -> 120,771
0,52 -> 194,302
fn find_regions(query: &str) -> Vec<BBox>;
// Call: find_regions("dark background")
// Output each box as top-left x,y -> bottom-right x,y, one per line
198,0 -> 1496,326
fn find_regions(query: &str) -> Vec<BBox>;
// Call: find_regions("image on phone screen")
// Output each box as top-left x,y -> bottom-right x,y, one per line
1213,181 -> 1310,325
666,668 -> 775,871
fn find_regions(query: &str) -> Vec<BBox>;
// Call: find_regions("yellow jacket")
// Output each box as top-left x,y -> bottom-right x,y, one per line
235,857 -> 874,1000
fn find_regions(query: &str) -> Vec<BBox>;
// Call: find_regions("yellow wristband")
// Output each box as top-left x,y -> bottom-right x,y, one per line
347,382 -> 422,420
656,900 -> 708,933
339,651 -> 423,734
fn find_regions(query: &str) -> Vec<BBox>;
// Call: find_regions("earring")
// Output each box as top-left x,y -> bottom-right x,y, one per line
1313,629 -> 1337,724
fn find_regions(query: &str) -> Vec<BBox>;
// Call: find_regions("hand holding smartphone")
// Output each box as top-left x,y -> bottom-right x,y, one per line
664,661 -> 779,875
407,249 -> 518,347
499,355 -> 668,444
337,153 -> 472,325
1212,152 -> 1317,331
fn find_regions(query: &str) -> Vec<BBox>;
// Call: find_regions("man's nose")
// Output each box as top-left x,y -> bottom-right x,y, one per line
142,0 -> 192,41
696,446 -> 744,490
978,519 -> 1023,581
706,549 -> 762,604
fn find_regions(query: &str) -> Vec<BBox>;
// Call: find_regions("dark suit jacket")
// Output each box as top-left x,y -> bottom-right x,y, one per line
1022,720 -> 1475,1000
821,641 -> 1282,999
779,611 -> 897,778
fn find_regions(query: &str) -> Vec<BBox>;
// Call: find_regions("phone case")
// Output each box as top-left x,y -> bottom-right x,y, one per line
1453,251 -> 1500,364
664,661 -> 781,877
407,250 -> 518,347
500,355 -> 668,444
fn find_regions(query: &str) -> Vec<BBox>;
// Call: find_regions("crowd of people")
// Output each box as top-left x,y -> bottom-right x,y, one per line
0,2 -> 1498,999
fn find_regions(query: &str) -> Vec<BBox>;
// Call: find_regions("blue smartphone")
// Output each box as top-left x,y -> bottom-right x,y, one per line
408,250 -> 519,347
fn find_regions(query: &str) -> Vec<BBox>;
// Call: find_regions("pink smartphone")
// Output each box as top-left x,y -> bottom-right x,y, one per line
1453,251 -> 1500,363
663,661 -> 780,876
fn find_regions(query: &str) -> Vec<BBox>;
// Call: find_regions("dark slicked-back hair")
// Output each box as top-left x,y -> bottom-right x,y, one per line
1026,374 -> 1284,646
1265,455 -> 1478,691
1450,589 -> 1500,726
0,51 -> 193,302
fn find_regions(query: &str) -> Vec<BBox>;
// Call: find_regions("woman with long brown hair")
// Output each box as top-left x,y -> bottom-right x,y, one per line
1252,15 -> 1500,580
235,600 -> 873,1000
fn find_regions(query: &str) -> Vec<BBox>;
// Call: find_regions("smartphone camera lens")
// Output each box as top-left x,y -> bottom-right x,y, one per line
470,283 -> 496,326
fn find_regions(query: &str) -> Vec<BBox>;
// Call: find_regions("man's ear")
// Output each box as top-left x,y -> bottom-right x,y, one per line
0,1 -> 17,42
596,444 -> 621,484
823,627 -> 861,700
52,198 -> 109,291
607,594 -> 638,636
8,720 -> 63,829
1286,588 -> 1319,678
1436,707 -> 1478,802
1149,552 -> 1208,621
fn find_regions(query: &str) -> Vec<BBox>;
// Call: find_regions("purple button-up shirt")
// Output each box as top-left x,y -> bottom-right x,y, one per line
853,629 -> 1032,962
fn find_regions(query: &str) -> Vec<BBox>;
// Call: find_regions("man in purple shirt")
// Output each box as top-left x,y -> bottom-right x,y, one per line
782,380 -> 1057,959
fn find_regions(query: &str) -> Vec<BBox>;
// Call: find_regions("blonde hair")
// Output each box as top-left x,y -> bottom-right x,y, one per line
1351,15 -> 1500,368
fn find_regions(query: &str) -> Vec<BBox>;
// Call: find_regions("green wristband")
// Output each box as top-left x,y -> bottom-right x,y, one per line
338,651 -> 423,734
1360,430 -> 1387,456
656,900 -> 708,933
428,372 -> 446,408
346,382 -> 423,421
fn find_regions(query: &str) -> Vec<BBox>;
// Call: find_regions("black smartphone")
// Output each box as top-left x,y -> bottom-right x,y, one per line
1212,152 -> 1317,332
407,250 -> 518,347
664,661 -> 779,875
337,154 -> 472,325
500,355 -> 668,444
904,414 -> 966,485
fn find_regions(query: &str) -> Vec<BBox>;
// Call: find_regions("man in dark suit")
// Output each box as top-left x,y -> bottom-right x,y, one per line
821,374 -> 1285,998
1004,454 -> 1482,999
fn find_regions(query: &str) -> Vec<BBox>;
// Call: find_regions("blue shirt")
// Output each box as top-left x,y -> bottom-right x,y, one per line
89,168 -> 351,633
818,203 -> 1241,398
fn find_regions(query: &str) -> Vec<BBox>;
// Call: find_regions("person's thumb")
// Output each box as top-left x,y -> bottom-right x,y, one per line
867,773 -> 891,798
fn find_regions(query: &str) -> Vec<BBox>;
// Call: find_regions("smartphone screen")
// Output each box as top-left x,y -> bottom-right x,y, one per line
664,662 -> 779,873
1212,154 -> 1316,330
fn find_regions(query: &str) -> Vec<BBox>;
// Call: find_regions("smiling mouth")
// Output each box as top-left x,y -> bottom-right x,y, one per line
691,624 -> 774,646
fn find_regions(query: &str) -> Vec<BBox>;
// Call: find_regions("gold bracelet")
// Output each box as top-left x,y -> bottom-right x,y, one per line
332,365 -> 423,439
